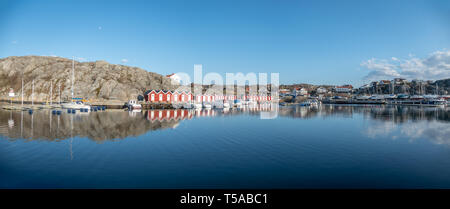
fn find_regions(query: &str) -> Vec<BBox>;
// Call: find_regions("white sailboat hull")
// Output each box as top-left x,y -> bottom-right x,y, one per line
61,103 -> 91,110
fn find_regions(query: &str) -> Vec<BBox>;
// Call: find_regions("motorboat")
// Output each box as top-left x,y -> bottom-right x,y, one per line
410,95 -> 424,100
203,103 -> 212,109
423,97 -> 446,106
300,99 -> 319,107
397,94 -> 409,99
193,103 -> 203,109
182,103 -> 193,109
126,100 -> 142,110
369,95 -> 384,100
172,103 -> 183,109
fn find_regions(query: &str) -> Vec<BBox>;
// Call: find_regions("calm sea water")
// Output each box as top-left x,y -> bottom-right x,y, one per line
0,105 -> 449,189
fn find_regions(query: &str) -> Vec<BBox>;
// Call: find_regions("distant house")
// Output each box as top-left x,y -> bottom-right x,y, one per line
316,87 -> 327,94
279,89 -> 291,96
293,88 -> 308,96
166,73 -> 181,84
334,85 -> 353,93
380,80 -> 391,85
394,78 -> 406,85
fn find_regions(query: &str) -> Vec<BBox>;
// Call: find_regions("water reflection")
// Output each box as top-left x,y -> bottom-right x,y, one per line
0,104 -> 276,141
0,110 -> 186,142
0,105 -> 448,144
278,105 -> 449,146
279,105 -> 449,123
366,120 -> 450,145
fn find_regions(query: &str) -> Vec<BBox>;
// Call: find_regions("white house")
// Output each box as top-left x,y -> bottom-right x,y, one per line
166,73 -> 181,84
279,89 -> 291,96
293,88 -> 308,96
334,85 -> 353,93
316,87 -> 327,94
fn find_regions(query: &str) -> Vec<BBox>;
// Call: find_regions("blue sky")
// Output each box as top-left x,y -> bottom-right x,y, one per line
1,0 -> 449,86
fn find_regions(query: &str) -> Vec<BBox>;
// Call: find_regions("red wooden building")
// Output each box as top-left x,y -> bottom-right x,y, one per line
145,90 -> 193,103
144,89 -> 273,104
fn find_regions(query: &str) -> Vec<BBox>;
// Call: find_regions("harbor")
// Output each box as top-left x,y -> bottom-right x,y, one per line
2,0 -> 450,205
278,78 -> 450,107
320,95 -> 448,106
1,104 -> 449,189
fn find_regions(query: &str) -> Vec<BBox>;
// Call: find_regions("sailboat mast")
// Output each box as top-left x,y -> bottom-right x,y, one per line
59,82 -> 61,104
436,83 -> 439,95
71,57 -> 74,102
21,76 -> 24,106
50,81 -> 53,105
32,79 -> 34,106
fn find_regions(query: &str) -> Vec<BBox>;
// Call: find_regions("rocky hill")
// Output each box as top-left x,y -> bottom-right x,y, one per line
0,56 -> 178,102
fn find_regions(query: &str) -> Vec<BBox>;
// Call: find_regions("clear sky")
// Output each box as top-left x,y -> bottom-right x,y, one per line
1,0 -> 449,86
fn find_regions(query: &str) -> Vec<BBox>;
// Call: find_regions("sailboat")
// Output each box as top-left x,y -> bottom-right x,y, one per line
61,57 -> 91,110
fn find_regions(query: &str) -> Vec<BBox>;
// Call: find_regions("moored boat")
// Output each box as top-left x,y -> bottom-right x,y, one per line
126,100 -> 142,110
62,57 -> 92,110
61,101 -> 92,110
203,103 -> 212,109
182,103 -> 193,109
